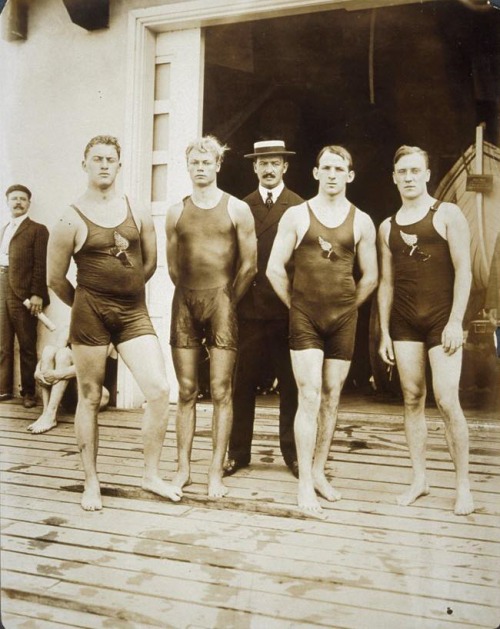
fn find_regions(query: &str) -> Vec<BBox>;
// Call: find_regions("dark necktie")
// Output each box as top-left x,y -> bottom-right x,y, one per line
265,191 -> 274,210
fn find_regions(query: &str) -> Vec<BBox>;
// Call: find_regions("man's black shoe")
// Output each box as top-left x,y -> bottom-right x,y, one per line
286,460 -> 299,479
0,393 -> 13,402
23,394 -> 37,409
223,459 -> 249,477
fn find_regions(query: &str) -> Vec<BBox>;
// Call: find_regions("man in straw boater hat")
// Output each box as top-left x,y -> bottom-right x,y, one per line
267,145 -> 378,515
378,145 -> 474,515
224,140 -> 303,479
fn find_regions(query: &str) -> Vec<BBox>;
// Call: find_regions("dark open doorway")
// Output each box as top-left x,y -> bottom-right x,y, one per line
202,1 -> 500,394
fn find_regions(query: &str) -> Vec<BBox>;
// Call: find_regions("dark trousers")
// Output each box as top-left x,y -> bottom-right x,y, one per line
0,270 -> 38,396
229,318 -> 298,465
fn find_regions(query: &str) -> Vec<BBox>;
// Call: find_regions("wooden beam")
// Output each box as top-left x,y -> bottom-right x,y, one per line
62,0 -> 109,31
1,0 -> 28,42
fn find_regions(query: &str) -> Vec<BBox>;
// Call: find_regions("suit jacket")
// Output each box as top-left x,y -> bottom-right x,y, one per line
238,186 -> 303,320
0,217 -> 50,305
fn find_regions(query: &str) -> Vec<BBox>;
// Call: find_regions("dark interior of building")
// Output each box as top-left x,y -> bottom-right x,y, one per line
204,1 -> 499,219
201,1 -> 500,398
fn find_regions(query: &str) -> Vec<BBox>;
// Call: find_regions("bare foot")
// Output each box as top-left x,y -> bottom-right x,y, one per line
454,486 -> 474,516
297,480 -> 323,514
207,472 -> 228,498
27,414 -> 57,434
313,473 -> 342,502
397,481 -> 429,506
171,470 -> 192,490
142,476 -> 182,502
81,482 -> 102,511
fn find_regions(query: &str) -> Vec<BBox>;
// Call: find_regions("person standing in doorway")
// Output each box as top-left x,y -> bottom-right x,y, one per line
166,136 -> 257,498
267,145 -> 378,514
224,140 -> 303,479
378,145 -> 474,516
48,135 -> 181,511
0,185 -> 49,408
485,232 -> 500,357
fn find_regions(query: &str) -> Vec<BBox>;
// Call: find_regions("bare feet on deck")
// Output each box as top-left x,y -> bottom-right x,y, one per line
170,470 -> 192,491
313,473 -> 342,502
81,482 -> 102,511
207,472 -> 228,498
454,485 -> 474,516
142,476 -> 183,502
27,414 -> 57,434
397,480 -> 430,506
297,480 -> 324,516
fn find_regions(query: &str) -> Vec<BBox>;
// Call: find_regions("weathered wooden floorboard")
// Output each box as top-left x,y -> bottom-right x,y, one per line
1,597 -> 160,629
2,500 -> 499,571
2,477 -> 500,549
3,550 -> 497,628
3,432 -> 499,474
1,400 -> 499,628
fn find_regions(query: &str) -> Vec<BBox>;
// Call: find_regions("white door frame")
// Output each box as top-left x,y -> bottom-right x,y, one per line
118,0 -> 433,407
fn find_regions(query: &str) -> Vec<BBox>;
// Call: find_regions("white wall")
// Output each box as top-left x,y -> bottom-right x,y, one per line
0,0 -> 187,396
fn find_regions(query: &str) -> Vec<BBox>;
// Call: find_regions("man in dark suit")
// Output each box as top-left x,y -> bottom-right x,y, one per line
224,140 -> 303,478
0,185 -> 49,407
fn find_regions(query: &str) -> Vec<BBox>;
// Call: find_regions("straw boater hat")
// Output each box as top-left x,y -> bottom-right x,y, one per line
244,140 -> 296,159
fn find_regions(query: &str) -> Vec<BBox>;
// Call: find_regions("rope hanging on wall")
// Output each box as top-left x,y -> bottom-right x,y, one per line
368,9 -> 376,105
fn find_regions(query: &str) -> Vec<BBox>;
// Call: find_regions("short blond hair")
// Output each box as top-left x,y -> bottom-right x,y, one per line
185,135 -> 228,164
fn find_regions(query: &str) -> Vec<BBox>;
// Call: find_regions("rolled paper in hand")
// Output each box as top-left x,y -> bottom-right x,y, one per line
23,299 -> 56,331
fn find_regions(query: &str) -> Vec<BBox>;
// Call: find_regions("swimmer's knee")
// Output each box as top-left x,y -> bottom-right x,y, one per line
146,379 -> 170,404
100,387 -> 110,409
55,347 -> 73,367
210,379 -> 231,404
40,345 -> 57,363
178,380 -> 197,404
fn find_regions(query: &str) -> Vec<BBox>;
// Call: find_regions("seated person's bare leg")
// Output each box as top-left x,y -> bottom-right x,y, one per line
28,347 -> 73,434
429,346 -> 474,515
171,347 -> 200,490
72,343 -> 108,511
394,341 -> 430,506
291,349 -> 325,513
119,335 -> 182,502
207,347 -> 236,498
312,358 -> 350,502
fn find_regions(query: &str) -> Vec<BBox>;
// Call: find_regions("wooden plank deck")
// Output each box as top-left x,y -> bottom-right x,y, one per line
1,396 -> 499,629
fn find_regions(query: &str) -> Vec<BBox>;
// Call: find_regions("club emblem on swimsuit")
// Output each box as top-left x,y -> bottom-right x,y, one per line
318,236 -> 338,260
399,231 -> 431,262
110,231 -> 134,267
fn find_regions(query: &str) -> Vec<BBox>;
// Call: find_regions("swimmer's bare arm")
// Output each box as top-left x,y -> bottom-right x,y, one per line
48,210 -> 80,307
377,218 -> 395,366
134,205 -> 157,282
441,203 -> 472,354
228,198 -> 257,302
165,202 -> 183,286
354,210 -> 378,308
266,206 -> 300,309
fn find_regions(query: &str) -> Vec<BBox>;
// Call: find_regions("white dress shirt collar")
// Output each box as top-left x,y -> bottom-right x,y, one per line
0,214 -> 29,266
259,181 -> 285,205
10,213 -> 29,231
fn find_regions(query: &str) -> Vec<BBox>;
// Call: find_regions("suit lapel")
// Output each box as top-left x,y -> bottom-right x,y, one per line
10,217 -> 31,241
246,191 -> 267,228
